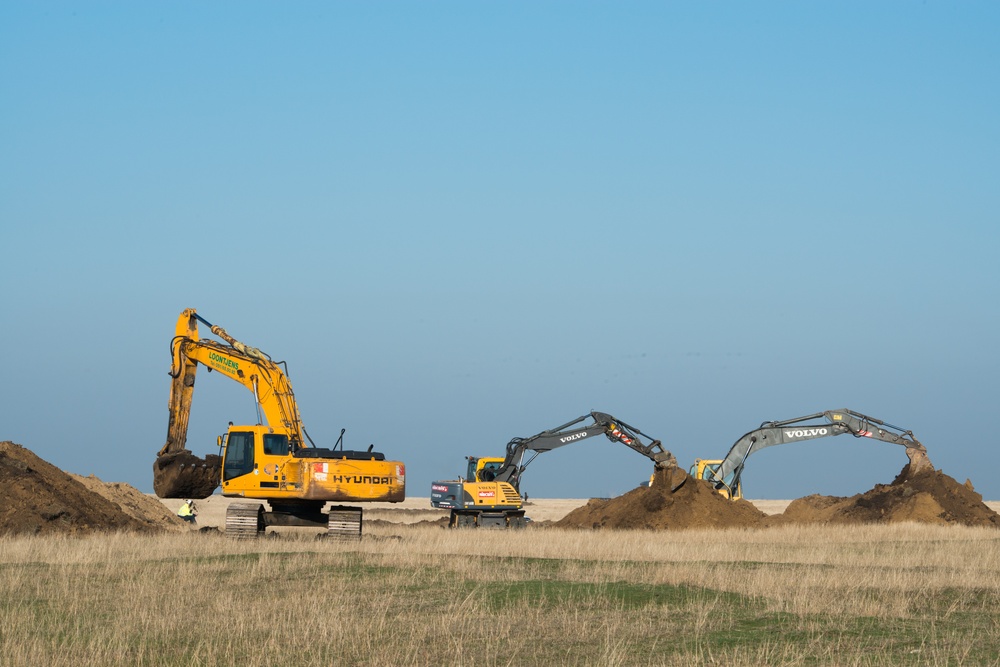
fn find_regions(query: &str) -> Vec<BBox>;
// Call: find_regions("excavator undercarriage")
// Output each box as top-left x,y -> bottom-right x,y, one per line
222,502 -> 364,540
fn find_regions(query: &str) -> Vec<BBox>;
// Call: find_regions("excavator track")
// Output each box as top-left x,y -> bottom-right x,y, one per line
225,502 -> 265,539
327,506 -> 363,540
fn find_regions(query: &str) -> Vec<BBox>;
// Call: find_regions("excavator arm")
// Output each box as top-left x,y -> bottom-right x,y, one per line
709,409 -> 931,496
155,309 -> 307,498
488,411 -> 678,489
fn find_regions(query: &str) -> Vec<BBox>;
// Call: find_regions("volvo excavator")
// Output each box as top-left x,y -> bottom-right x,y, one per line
154,308 -> 406,538
692,408 -> 931,499
431,411 -> 681,528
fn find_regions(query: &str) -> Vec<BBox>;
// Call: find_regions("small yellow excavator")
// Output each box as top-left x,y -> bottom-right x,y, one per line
431,411 -> 681,528
693,409 -> 931,499
154,308 -> 405,538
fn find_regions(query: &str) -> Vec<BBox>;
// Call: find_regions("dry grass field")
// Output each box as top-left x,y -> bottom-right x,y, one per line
2,521 -> 999,666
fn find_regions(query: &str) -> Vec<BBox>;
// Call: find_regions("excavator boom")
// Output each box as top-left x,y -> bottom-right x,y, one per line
157,309 -> 301,498
492,411 -> 676,488
707,409 -> 930,498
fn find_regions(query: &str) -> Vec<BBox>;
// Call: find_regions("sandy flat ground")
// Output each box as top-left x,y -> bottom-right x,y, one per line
157,495 -> 1000,528
158,495 -> 589,528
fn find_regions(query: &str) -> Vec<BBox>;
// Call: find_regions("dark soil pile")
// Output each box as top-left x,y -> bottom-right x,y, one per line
0,441 -> 167,535
555,466 -> 767,530
770,464 -> 1000,527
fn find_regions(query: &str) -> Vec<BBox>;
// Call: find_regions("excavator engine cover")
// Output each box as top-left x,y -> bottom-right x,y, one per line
153,451 -> 221,499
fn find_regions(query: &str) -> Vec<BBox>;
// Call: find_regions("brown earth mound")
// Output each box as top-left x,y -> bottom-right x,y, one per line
771,464 -> 1000,527
556,466 -> 767,530
555,462 -> 999,531
0,441 -> 168,536
71,473 -> 186,531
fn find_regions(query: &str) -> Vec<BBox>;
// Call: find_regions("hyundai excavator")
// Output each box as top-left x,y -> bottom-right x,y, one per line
692,409 -> 931,499
431,411 -> 681,528
154,308 -> 406,538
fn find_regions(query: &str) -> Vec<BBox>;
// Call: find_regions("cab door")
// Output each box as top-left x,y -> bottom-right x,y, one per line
257,432 -> 289,489
222,430 -> 256,482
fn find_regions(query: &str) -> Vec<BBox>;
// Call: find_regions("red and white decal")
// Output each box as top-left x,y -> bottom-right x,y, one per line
478,490 -> 496,498
431,484 -> 450,493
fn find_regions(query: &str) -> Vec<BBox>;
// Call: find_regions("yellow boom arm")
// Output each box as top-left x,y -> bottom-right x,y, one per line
159,308 -> 305,457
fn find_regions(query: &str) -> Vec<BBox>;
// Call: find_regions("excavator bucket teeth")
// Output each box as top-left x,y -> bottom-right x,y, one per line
153,451 -> 221,499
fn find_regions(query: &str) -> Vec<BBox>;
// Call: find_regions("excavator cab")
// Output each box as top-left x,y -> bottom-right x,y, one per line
217,424 -> 298,492
690,459 -> 743,500
468,456 -> 506,483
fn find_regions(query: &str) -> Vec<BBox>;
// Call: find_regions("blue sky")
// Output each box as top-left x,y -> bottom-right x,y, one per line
2,2 -> 998,501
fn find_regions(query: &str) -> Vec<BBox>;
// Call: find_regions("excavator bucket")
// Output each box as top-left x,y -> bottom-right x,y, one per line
652,464 -> 688,493
897,446 -> 934,480
153,451 -> 221,499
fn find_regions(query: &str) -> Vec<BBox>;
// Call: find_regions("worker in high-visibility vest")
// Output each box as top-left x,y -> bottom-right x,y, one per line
177,499 -> 197,525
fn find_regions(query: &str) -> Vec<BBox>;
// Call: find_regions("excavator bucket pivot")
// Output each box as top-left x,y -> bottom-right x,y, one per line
153,450 -> 221,499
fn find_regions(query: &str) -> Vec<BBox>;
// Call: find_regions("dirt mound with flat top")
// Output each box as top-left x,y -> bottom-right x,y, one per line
770,464 -> 1000,527
0,441 -> 171,535
555,466 -> 767,530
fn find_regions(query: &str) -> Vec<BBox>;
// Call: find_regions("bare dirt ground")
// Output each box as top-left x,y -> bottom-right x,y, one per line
156,494 -> 589,529
3,440 -> 999,534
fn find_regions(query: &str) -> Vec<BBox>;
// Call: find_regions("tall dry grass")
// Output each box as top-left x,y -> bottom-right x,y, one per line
1,523 -> 998,666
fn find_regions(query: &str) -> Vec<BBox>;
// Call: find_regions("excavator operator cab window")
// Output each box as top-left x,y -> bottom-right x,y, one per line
263,433 -> 289,456
479,460 -> 503,482
223,431 -> 255,481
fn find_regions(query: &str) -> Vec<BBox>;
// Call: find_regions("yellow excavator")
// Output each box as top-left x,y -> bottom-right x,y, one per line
693,409 -> 931,500
154,308 -> 405,538
431,411 -> 681,528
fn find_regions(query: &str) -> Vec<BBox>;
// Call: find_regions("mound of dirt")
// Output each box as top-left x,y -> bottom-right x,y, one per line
0,441 -> 168,536
71,473 -> 186,532
556,466 -> 767,530
554,461 -> 999,531
771,464 -> 1000,527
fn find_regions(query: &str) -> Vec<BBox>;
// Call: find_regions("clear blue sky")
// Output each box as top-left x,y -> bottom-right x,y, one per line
2,2 -> 998,500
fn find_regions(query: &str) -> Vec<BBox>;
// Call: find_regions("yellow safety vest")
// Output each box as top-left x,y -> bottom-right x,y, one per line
178,503 -> 193,517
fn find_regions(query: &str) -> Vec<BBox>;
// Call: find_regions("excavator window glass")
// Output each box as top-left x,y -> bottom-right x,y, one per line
479,460 -> 503,482
223,431 -> 255,481
263,434 -> 289,456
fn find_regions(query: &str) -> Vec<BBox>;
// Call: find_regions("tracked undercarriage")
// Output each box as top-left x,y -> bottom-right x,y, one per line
225,501 -> 363,540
